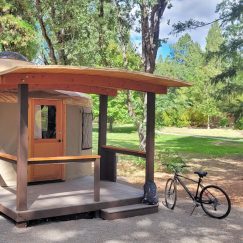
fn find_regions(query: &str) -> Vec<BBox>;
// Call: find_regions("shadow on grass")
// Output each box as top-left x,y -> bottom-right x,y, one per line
93,124 -> 136,134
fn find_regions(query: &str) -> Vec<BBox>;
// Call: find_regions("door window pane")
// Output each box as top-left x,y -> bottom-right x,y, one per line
34,105 -> 56,139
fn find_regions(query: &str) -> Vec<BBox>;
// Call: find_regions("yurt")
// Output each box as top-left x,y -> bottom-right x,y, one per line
0,52 -> 93,186
0,51 -> 190,226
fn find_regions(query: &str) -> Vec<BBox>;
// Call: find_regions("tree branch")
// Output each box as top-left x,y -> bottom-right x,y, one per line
171,16 -> 229,35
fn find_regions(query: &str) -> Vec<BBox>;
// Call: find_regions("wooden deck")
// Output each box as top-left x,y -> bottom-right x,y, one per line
0,176 -> 143,223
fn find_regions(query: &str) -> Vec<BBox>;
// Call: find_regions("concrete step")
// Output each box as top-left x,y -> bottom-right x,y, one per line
100,203 -> 159,220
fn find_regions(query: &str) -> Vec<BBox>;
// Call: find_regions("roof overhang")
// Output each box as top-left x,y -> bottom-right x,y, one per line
0,59 -> 191,96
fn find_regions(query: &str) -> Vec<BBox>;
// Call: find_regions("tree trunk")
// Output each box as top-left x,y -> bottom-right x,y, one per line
136,1 -> 168,150
50,3 -> 68,65
140,1 -> 168,74
127,91 -> 147,151
114,1 -> 168,150
124,1 -> 168,150
108,117 -> 114,132
207,115 -> 210,129
98,0 -> 108,66
35,0 -> 57,64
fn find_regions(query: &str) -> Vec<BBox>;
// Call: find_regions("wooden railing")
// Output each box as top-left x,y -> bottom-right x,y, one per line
0,153 -> 100,202
0,153 -> 17,163
101,145 -> 146,182
28,155 -> 100,164
102,146 -> 146,158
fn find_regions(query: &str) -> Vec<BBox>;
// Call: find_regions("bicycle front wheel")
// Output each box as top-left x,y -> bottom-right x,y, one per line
164,178 -> 177,209
200,185 -> 231,219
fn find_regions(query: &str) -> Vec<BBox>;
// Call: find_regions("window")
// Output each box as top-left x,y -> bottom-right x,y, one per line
82,112 -> 93,149
34,105 -> 56,139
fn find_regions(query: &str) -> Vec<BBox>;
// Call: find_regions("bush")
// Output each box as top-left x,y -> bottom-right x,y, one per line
176,112 -> 191,127
161,112 -> 173,127
155,149 -> 187,173
235,117 -> 243,130
159,110 -> 190,127
219,117 -> 229,127
189,109 -> 207,127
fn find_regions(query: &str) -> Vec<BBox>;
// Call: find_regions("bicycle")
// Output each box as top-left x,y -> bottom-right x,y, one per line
164,166 -> 231,219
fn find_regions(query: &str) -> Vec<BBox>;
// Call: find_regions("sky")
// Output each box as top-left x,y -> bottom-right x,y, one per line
131,0 -> 222,59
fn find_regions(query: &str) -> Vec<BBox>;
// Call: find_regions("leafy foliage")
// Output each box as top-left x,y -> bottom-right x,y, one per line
156,17 -> 242,129
0,0 -> 38,59
156,149 -> 186,173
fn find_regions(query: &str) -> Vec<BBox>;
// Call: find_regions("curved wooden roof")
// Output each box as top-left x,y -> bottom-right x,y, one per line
0,59 -> 191,96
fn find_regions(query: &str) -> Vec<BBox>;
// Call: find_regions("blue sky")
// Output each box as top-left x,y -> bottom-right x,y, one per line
131,0 -> 222,60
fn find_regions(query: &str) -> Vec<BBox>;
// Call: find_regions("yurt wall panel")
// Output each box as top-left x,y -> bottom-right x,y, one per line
0,103 -> 18,186
65,105 -> 92,179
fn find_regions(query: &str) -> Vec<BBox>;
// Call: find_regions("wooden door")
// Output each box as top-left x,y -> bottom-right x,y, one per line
28,99 -> 65,182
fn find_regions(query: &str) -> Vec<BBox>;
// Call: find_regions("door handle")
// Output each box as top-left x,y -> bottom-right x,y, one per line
58,139 -> 62,143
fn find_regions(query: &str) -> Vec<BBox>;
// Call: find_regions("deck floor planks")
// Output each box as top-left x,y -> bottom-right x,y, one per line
0,176 -> 143,222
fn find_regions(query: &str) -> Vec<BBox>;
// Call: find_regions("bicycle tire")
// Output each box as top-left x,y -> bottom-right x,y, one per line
200,185 -> 231,219
164,178 -> 177,209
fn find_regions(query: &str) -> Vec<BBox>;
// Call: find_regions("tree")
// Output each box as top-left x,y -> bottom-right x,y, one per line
200,23 -> 224,128
91,41 -> 142,131
137,0 -> 169,73
107,93 -> 132,131
168,0 -> 242,128
209,1 -> 242,127
171,0 -> 242,89
126,0 -> 170,150
155,30 -> 224,129
156,34 -> 206,127
0,0 -> 39,59
34,0 -> 103,65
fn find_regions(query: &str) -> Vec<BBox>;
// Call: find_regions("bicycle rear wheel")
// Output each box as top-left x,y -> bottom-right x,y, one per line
164,178 -> 177,209
200,185 -> 231,219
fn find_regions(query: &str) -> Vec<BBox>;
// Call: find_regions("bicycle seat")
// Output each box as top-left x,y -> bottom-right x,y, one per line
194,171 -> 207,178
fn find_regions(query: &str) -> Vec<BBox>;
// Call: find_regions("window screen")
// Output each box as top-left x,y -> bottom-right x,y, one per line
82,111 -> 93,149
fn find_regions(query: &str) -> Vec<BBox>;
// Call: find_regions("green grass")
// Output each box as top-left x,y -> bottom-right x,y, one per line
155,134 -> 243,158
93,125 -> 243,159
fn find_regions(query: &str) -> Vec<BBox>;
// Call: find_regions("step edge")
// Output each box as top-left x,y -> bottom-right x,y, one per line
101,203 -> 158,214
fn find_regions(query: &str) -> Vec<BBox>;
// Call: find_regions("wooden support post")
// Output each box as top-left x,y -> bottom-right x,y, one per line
98,95 -> 108,180
98,95 -> 108,155
94,158 -> 100,202
16,84 -> 28,211
146,92 -> 155,182
104,151 -> 117,182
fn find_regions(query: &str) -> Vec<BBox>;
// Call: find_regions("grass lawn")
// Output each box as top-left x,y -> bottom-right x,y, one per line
93,125 -> 243,159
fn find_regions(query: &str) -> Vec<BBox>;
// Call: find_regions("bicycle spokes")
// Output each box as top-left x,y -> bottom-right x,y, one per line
200,186 -> 231,219
164,179 -> 177,210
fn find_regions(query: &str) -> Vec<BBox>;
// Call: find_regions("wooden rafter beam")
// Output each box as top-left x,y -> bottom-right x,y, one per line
0,83 -> 117,96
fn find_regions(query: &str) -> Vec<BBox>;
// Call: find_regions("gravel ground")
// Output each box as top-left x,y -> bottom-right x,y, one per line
0,201 -> 242,243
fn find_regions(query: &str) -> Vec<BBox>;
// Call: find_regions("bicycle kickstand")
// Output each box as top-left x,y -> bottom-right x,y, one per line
190,203 -> 199,216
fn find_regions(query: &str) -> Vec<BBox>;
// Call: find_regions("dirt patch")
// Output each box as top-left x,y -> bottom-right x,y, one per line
117,157 -> 243,207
